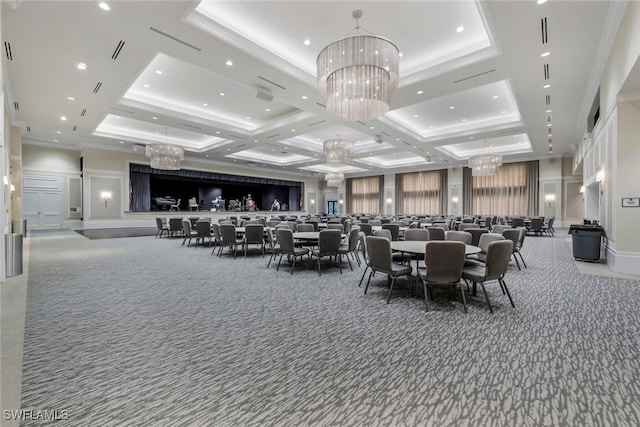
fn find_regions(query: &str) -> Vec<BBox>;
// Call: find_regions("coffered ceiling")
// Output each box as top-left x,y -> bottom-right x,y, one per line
2,0 -> 625,178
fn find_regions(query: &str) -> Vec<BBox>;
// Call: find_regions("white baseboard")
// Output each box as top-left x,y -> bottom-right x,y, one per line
82,219 -> 156,230
607,247 -> 640,276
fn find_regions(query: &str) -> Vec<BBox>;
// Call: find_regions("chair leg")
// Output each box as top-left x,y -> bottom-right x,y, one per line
458,282 -> 468,313
364,270 -> 374,294
386,276 -> 398,303
276,254 -> 283,271
516,251 -> 527,268
358,266 -> 370,287
479,282 -> 493,314
290,256 -> 296,275
316,256 -> 322,276
501,278 -> 515,308
512,253 -> 521,270
421,278 -> 429,312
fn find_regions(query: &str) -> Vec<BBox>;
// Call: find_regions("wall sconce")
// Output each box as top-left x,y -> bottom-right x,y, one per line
596,169 -> 604,183
10,184 -> 15,193
338,199 -> 344,205
579,185 -> 585,194
386,198 -> 392,205
100,191 -> 112,208
544,193 -> 556,207
310,199 -> 315,205
3,176 -> 8,186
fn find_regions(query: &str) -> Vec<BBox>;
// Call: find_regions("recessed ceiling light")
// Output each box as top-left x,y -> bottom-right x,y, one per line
461,119 -> 467,122
543,84 -> 551,89
413,115 -> 418,118
216,131 -> 220,134
227,148 -> 231,151
492,95 -> 499,99
61,116 -> 67,121
98,2 -> 110,11
500,111 -> 507,114
53,139 -> 59,143
302,96 -> 308,100
56,131 -> 62,134
399,52 -> 403,58
370,126 -> 375,130
291,129 -> 295,132
265,108 -> 270,112
203,103 -> 208,106
246,116 -> 251,120
67,96 -> 75,101
143,84 -> 150,88
152,116 -> 158,120
77,62 -> 87,70
225,60 -> 233,66
547,124 -> 552,127
456,26 -> 464,33
219,92 -> 225,96
304,39 -> 311,46
541,52 -> 550,57
417,90 -> 423,95
537,0 -> 548,4
449,106 -> 455,110
546,109 -> 552,113
206,155 -> 209,157
155,70 -> 163,75
469,136 -> 474,139
429,125 -> 434,129
119,141 -> 124,144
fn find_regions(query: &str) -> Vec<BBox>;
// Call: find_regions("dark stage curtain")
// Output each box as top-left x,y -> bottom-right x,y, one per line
130,171 -> 150,212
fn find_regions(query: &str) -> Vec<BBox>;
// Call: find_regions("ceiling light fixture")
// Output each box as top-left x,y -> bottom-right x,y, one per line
145,127 -> 184,170
98,2 -> 110,11
325,172 -> 345,187
323,139 -> 354,164
469,155 -> 503,176
317,9 -> 399,121
77,62 -> 87,70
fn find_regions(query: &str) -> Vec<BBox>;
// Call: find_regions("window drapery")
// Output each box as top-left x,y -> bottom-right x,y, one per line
395,169 -> 447,215
463,161 -> 539,216
346,176 -> 383,214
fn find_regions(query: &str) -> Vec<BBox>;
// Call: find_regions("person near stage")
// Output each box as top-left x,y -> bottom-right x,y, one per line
212,195 -> 223,211
243,193 -> 255,211
270,198 -> 280,211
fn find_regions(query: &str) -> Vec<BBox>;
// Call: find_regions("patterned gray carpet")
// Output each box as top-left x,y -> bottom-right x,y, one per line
20,229 -> 640,426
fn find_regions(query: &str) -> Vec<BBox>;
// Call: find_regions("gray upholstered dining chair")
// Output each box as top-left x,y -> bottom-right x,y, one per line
404,228 -> 429,241
381,223 -> 400,241
295,223 -> 314,232
243,224 -> 265,257
194,220 -> 213,247
502,229 -> 523,270
458,223 -> 479,231
462,240 -> 515,314
467,228 -> 489,247
168,217 -> 183,238
364,236 -> 413,304
310,229 -> 343,276
338,227 -> 361,270
155,217 -> 169,238
359,223 -> 373,236
445,230 -> 472,244
426,227 -> 445,241
265,227 -> 281,268
181,219 -> 198,247
357,232 -> 371,287
218,223 -> 243,258
211,223 -> 222,255
417,241 -> 466,312
491,224 -> 511,235
275,228 -> 309,275
471,232 -> 505,264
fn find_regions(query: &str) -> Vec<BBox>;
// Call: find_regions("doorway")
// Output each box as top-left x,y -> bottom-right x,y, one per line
327,200 -> 338,215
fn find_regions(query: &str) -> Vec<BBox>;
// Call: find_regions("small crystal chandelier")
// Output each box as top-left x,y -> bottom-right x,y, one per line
325,172 -> 345,187
145,128 -> 185,170
469,155 -> 503,176
317,10 -> 399,121
323,139 -> 354,164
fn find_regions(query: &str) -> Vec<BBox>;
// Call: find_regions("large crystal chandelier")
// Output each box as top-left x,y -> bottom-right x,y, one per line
317,10 -> 399,121
323,139 -> 354,164
325,172 -> 345,187
469,155 -> 503,176
145,128 -> 185,170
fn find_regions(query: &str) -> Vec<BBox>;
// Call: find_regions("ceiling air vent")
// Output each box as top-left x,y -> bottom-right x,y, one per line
546,113 -> 552,123
266,134 -> 280,139
356,121 -> 367,126
26,126 -> 31,132
381,131 -> 391,137
13,101 -> 19,111
228,134 -> 247,140
80,109 -> 87,117
111,107 -> 133,114
257,76 -> 286,90
541,18 -> 548,44
73,125 -> 77,131
453,69 -> 496,84
149,27 -> 201,51
543,64 -> 550,80
111,40 -> 125,60
307,120 -> 326,127
4,42 -> 12,60
177,122 -> 201,130
545,95 -> 551,106
316,102 -> 326,108
93,82 -> 103,94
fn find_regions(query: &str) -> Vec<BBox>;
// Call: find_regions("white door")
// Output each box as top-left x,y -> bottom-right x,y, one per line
23,190 -> 62,228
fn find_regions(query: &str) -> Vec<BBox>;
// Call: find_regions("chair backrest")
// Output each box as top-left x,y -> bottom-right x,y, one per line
404,228 -> 429,241
296,223 -> 314,232
467,228 -> 489,246
445,230 -> 472,244
501,229 -> 520,254
211,223 -> 221,242
276,228 -> 295,254
491,225 -> 511,235
382,223 -> 400,241
155,218 -> 164,229
359,223 -> 373,236
373,229 -> 392,241
530,217 -> 544,230
182,219 -> 192,235
317,229 -> 342,255
458,223 -> 479,231
478,233 -> 505,253
366,236 -> 392,272
511,217 -> 525,227
195,221 -> 211,237
359,217 -> 370,223
327,223 -> 345,233
547,217 -> 555,228
426,227 -> 445,241
369,219 -> 382,227
424,241 -> 466,283
358,231 -> 369,264
484,240 -> 514,280
347,227 -> 360,251
244,224 -> 264,243
244,219 -> 260,225
516,226 -> 526,248
286,221 -> 297,231
409,221 -> 419,229
189,197 -> 197,206
169,218 -> 183,231
219,224 -> 237,244
267,219 -> 281,227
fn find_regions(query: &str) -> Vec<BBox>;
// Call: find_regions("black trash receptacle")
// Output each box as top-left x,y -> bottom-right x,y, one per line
568,225 -> 605,262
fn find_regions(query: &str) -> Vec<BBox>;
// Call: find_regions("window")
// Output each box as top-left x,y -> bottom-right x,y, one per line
396,170 -> 447,215
346,176 -> 383,214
